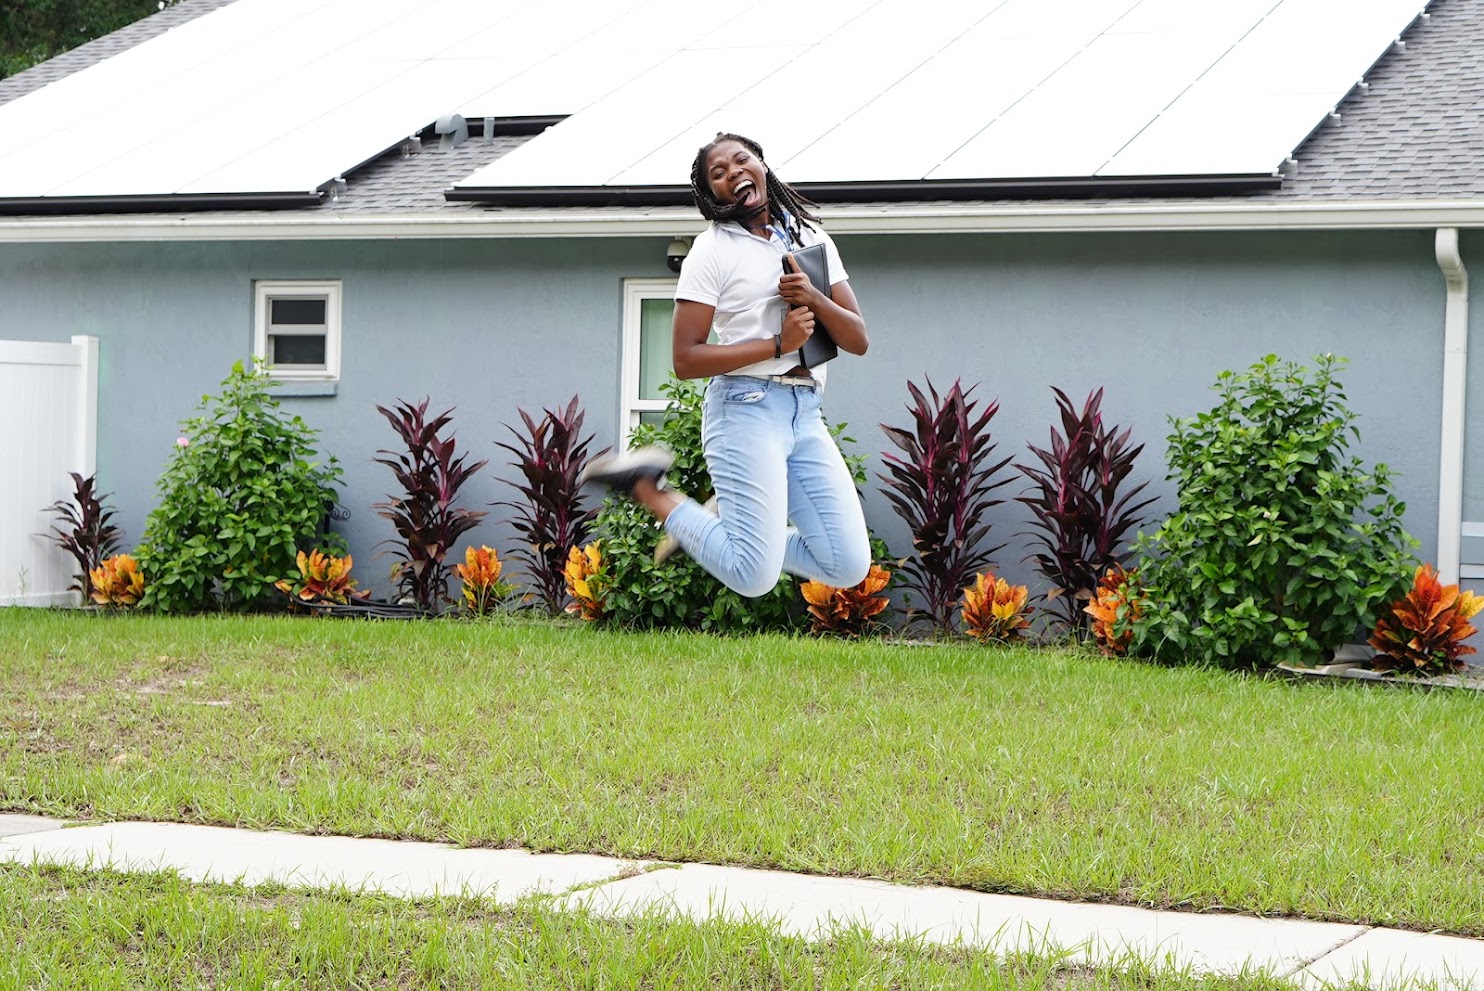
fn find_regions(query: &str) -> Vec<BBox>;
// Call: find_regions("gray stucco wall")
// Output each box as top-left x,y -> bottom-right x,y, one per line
1459,229 -> 1484,582
1,237 -> 660,598
836,229 -> 1446,602
0,227 -> 1458,608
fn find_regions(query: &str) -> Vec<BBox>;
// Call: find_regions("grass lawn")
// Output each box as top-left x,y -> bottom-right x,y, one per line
3,609 -> 1482,941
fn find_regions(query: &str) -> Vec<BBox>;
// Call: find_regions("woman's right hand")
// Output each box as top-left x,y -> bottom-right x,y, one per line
781,306 -> 815,352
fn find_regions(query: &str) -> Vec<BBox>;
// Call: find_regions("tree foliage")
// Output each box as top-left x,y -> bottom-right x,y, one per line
1,1 -> 171,79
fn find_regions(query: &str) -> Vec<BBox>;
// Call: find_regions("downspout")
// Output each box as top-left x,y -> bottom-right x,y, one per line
1434,227 -> 1468,585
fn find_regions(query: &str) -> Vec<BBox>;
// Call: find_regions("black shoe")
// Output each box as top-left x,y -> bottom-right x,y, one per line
578,445 -> 674,494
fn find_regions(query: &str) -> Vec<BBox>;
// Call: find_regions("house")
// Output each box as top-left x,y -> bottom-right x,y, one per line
2,0 -> 1479,611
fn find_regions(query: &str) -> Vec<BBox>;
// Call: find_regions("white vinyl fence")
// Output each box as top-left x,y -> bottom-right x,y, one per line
1,336 -> 98,606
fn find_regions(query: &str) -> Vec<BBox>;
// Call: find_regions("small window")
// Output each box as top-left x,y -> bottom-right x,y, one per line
254,280 -> 341,380
621,278 -> 678,444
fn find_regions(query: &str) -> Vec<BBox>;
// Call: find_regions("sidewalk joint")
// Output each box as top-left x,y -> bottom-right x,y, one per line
1281,924 -> 1374,979
541,859 -> 677,903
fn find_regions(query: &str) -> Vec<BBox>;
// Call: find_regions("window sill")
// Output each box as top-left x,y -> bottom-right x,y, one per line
271,380 -> 338,397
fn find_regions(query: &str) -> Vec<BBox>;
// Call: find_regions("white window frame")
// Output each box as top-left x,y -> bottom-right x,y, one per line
620,277 -> 678,445
253,280 -> 342,381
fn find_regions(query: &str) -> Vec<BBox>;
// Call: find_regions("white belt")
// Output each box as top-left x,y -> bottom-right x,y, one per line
766,374 -> 816,387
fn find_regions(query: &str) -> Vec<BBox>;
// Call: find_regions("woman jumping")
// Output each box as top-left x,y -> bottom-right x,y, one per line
581,132 -> 871,597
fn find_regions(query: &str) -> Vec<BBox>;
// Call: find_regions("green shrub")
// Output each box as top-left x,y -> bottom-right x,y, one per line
1133,354 -> 1416,668
137,360 -> 343,613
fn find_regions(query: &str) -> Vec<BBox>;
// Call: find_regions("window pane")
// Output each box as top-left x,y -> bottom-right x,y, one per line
270,297 -> 327,325
638,410 -> 668,428
269,333 -> 326,367
638,298 -> 674,400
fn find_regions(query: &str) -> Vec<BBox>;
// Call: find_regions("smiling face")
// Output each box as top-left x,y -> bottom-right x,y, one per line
704,139 -> 768,216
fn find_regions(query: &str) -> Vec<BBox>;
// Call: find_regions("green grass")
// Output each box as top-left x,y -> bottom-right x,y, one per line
0,861 -> 1314,990
4,610 -> 1483,938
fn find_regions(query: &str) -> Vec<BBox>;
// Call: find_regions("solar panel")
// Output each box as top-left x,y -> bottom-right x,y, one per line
1107,0 -> 1280,36
0,0 -> 659,199
458,0 -> 1426,195
683,0 -> 874,49
1101,0 -> 1425,175
0,0 -> 1431,206
778,29 -> 1071,182
612,0 -> 1005,185
52,57 -> 401,197
459,0 -> 759,119
0,0 -> 451,197
179,57 -> 507,195
0,48 -> 288,197
466,48 -> 796,190
931,29 -> 1246,180
431,0 -> 635,62
1103,93 -> 1349,176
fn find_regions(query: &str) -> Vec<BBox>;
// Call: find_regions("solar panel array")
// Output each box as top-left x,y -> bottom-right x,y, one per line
460,0 -> 1430,192
0,0 -> 1429,204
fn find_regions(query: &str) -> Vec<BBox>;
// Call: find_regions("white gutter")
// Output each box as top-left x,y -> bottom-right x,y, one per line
9,199 -> 1484,242
1435,227 -> 1468,585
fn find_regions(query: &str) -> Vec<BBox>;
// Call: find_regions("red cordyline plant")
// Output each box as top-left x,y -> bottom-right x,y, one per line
1016,388 -> 1156,634
373,399 -> 488,613
800,564 -> 892,637
1369,563 -> 1484,676
879,378 -> 1013,636
494,396 -> 607,615
45,471 -> 124,602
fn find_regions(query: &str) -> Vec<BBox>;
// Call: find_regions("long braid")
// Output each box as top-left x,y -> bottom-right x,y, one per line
689,133 -> 822,243
763,169 -> 822,245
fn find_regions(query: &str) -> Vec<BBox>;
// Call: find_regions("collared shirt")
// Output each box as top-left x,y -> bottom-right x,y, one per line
675,215 -> 849,387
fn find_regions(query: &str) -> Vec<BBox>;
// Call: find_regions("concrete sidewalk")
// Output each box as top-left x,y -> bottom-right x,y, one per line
3,813 -> 1480,989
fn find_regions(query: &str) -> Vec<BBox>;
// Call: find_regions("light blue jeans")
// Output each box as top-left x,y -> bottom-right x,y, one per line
663,375 -> 872,598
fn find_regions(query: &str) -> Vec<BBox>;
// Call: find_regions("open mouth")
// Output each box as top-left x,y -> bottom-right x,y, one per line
733,179 -> 757,204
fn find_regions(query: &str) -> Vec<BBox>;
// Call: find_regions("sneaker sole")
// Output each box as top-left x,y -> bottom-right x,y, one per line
579,448 -> 674,492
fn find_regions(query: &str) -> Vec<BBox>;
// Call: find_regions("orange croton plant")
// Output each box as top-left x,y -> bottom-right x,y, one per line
455,545 -> 511,615
1084,565 -> 1144,656
800,564 -> 892,637
563,541 -> 607,622
961,571 -> 1031,643
89,554 -> 145,607
1369,563 -> 1484,676
274,549 -> 366,605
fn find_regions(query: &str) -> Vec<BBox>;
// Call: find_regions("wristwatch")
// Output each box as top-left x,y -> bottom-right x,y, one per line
773,333 -> 782,359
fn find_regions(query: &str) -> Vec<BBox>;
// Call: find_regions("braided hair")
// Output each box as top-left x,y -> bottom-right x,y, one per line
688,132 -> 822,245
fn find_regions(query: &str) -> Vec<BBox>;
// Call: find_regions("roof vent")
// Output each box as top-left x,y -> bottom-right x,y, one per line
435,114 -> 468,150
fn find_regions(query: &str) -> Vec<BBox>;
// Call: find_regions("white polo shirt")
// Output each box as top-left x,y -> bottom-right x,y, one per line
674,218 -> 848,388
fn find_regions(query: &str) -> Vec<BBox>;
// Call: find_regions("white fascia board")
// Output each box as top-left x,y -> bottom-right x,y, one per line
7,200 -> 1484,242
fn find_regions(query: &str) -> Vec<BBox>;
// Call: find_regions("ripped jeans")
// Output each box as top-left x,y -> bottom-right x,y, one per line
662,375 -> 872,598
